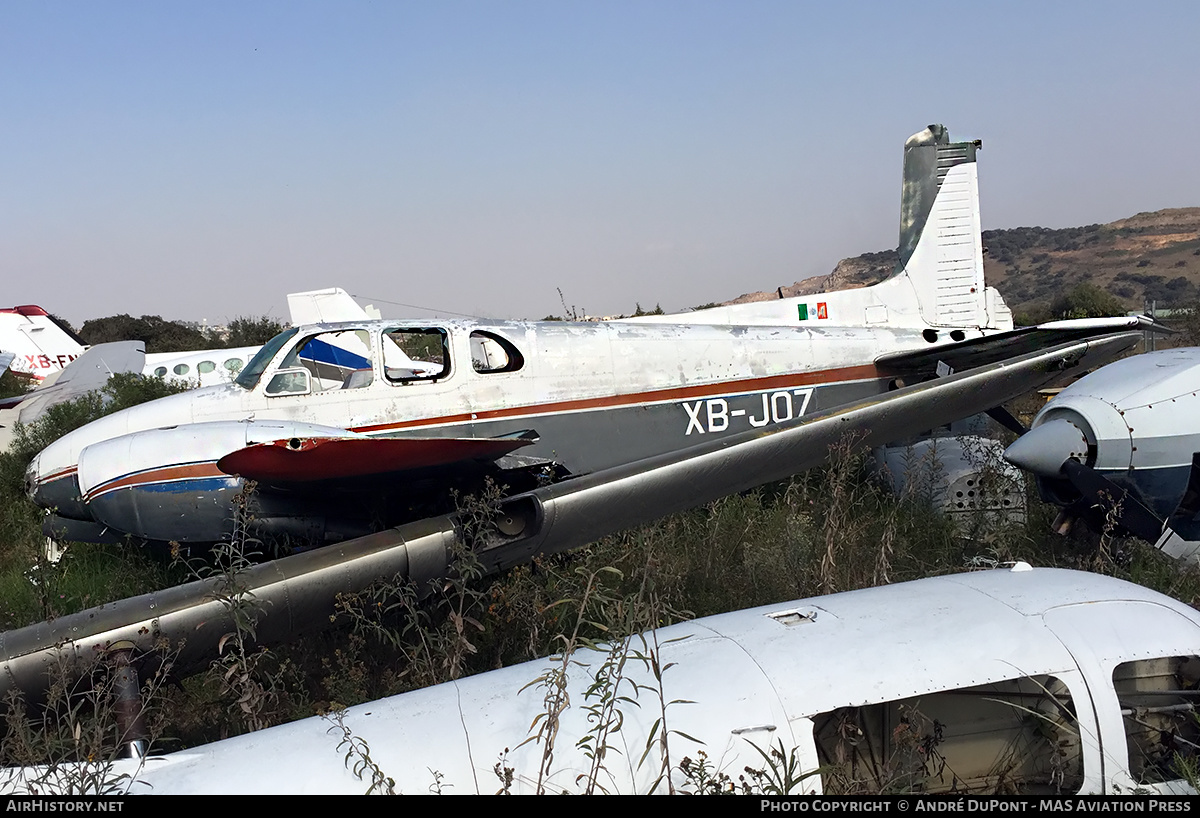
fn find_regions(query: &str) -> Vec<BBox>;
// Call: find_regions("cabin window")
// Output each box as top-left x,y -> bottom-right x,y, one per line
198,360 -> 216,375
276,329 -> 375,393
470,331 -> 524,374
812,674 -> 1083,794
154,367 -> 167,378
1113,655 -> 1200,785
173,363 -> 190,376
383,328 -> 450,383
265,369 -> 311,396
224,358 -> 243,374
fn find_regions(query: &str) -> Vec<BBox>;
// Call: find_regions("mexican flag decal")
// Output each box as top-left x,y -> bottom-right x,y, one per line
798,302 -> 829,321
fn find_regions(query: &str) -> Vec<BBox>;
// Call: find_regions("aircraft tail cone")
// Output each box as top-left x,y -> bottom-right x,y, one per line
1004,418 -> 1090,477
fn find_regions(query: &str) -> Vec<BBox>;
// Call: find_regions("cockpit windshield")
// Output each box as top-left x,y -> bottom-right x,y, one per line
235,327 -> 299,390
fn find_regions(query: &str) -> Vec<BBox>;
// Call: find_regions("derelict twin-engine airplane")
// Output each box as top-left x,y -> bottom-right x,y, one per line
26,125 -> 1159,549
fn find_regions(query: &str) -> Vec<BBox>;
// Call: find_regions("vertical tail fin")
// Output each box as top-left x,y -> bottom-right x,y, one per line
286,288 -> 375,326
621,124 -> 1011,330
898,125 -> 1008,329
0,306 -> 88,382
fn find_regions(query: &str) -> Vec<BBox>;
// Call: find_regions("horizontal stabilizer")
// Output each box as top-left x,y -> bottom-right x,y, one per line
876,316 -> 1163,378
217,430 -> 539,483
10,341 -> 145,423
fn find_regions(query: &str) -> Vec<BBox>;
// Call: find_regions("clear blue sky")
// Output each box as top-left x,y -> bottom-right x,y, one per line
3,1 -> 1197,326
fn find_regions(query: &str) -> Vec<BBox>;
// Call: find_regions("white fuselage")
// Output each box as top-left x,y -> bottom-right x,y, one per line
6,566 -> 1195,795
30,317 -> 985,510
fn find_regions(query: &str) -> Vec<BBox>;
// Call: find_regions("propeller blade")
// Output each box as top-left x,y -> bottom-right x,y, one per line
1061,459 -> 1164,543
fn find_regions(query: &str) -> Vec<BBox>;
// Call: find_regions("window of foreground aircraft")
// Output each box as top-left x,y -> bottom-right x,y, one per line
470,330 -> 524,374
236,327 -> 299,390
270,329 -> 375,394
383,328 -> 450,383
1113,655 -> 1200,785
812,674 -> 1083,794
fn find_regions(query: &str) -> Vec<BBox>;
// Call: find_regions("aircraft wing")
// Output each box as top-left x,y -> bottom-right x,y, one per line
0,352 -> 13,379
216,429 -> 539,483
493,330 -> 1146,567
12,341 -> 145,424
875,316 -> 1164,378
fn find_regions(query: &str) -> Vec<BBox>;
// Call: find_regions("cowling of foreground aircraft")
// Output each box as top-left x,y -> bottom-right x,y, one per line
1005,347 -> 1200,562
4,565 -> 1198,794
24,124 -> 1161,549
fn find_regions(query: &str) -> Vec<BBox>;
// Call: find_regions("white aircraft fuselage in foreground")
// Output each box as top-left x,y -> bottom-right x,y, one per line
5,565 -> 1196,794
26,125 -> 1155,547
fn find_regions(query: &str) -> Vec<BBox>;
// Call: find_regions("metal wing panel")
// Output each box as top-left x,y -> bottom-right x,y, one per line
217,430 -> 539,483
490,333 -> 1143,570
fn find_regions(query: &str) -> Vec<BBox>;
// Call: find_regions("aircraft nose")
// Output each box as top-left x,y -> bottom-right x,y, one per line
25,456 -> 42,502
1003,418 -> 1091,478
25,454 -> 88,519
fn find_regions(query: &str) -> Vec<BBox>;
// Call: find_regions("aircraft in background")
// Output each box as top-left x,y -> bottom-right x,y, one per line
1005,346 -> 1200,563
0,287 -> 371,389
4,564 -> 1196,794
25,124 -> 1160,548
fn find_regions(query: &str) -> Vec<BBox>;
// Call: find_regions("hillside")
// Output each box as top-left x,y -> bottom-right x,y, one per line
724,207 -> 1200,321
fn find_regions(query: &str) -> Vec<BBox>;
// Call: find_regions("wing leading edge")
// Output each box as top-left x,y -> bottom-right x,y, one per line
875,316 -> 1165,379
216,430 -> 540,483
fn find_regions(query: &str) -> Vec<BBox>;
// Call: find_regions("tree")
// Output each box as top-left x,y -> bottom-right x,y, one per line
0,369 -> 30,400
226,316 -> 286,347
78,315 -> 211,354
1049,283 -> 1127,320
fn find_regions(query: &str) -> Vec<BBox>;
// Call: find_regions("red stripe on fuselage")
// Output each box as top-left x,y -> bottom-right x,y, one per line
352,364 -> 884,434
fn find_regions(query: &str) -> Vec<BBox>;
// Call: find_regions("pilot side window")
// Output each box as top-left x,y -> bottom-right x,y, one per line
470,331 -> 524,374
267,329 -> 374,396
1113,655 -> 1200,785
383,328 -> 450,383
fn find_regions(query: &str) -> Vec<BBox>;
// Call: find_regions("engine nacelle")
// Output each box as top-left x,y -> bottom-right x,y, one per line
75,420 -> 367,543
1005,347 -> 1200,558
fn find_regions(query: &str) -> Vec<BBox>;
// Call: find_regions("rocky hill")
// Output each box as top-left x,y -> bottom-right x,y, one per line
725,207 -> 1200,321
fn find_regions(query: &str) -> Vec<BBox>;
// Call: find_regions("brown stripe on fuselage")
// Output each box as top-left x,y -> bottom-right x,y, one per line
40,465 -> 78,485
86,461 -> 227,500
352,363 -> 884,434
